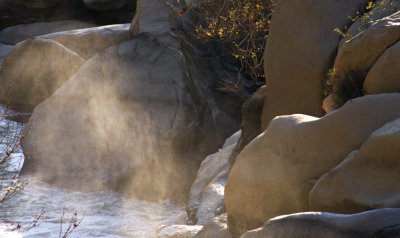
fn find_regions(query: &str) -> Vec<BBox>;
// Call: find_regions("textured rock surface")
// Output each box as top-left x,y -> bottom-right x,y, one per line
241,209 -> 400,238
363,40 -> 400,94
310,117 -> 400,213
226,94 -> 400,237
261,0 -> 368,128
39,24 -> 131,59
187,131 -> 240,225
0,39 -> 85,111
0,20 -> 96,45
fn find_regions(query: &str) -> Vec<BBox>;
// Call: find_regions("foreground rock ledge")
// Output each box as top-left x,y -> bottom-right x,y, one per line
226,93 -> 400,237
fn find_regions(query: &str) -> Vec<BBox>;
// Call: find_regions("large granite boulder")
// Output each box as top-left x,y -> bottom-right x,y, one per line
310,117 -> 400,213
38,24 -> 131,59
363,40 -> 400,94
241,209 -> 400,238
261,0 -> 368,128
0,38 -> 85,111
0,20 -> 96,45
326,11 -> 400,110
225,94 -> 400,237
22,29 -> 244,202
187,131 -> 240,225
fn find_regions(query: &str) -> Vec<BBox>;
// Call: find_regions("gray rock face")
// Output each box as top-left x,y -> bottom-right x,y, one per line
0,20 -> 97,45
240,209 -> 400,238
310,117 -> 400,213
22,31 -> 243,201
187,131 -> 240,225
0,38 -> 85,111
39,24 -> 131,59
261,0 -> 368,128
0,43 -> 12,67
226,94 -> 400,237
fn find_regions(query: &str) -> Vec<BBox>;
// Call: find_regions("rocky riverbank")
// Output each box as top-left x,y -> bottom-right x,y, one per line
1,0 -> 400,237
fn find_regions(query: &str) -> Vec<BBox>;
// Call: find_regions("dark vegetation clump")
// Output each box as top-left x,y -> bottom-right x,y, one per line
170,0 -> 276,93
325,69 -> 365,109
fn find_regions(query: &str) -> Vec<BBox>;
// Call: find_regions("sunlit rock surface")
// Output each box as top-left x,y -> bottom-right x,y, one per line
187,131 -> 240,225
338,0 -> 400,49
0,20 -> 96,45
0,38 -> 85,111
240,209 -> 400,238
310,117 -> 400,213
364,40 -> 400,94
38,23 -> 131,59
226,94 -> 400,237
261,0 -> 368,128
325,10 -> 400,111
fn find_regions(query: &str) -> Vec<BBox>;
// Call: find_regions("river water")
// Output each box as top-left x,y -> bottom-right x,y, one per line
0,107 -> 186,238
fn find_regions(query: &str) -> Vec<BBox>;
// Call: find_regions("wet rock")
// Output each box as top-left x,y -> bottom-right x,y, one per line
0,39 -> 85,112
39,24 -> 131,59
194,214 -> 232,238
226,94 -> 400,237
261,0 -> 368,128
0,20 -> 96,45
241,209 -> 400,238
156,224 -> 203,238
310,117 -> 400,213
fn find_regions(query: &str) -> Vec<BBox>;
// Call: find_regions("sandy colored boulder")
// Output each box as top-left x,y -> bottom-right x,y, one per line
39,24 -> 131,59
327,11 -> 400,110
310,117 -> 400,213
0,38 -> 85,111
226,94 -> 400,237
0,20 -> 96,45
241,209 -> 400,238
261,0 -> 368,128
338,0 -> 400,49
363,40 -> 400,94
